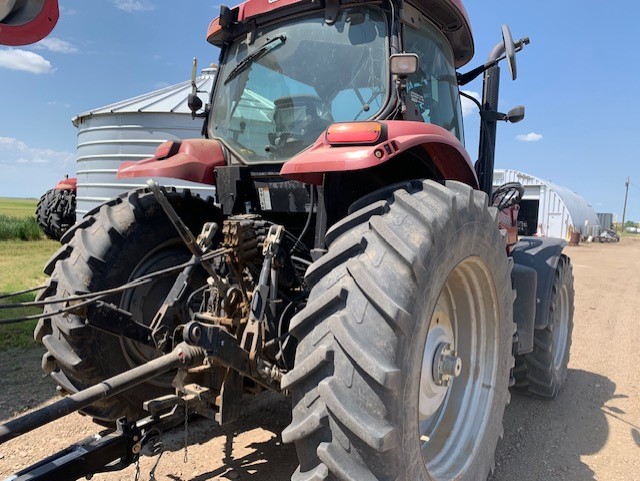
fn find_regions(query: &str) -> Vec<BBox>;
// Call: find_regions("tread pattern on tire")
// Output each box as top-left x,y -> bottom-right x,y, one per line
513,254 -> 574,398
284,180 -> 514,481
35,187 -> 219,422
36,190 -> 56,239
35,189 -> 76,241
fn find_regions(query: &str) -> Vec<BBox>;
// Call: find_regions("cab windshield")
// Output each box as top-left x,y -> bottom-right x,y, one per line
209,7 -> 388,163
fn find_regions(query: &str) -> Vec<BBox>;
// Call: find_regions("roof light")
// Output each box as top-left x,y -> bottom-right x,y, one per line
390,53 -> 419,77
326,122 -> 384,145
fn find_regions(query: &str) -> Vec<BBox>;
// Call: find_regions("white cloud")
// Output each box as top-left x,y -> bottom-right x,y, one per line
516,132 -> 544,142
0,49 -> 53,74
60,6 -> 77,15
0,137 -> 75,166
113,0 -> 156,12
34,37 -> 78,54
47,100 -> 71,108
461,90 -> 481,117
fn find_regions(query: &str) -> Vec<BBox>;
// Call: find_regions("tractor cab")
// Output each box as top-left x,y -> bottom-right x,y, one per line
206,0 -> 473,165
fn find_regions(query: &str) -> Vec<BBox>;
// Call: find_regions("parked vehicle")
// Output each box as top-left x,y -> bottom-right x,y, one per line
1,1 -> 574,480
35,176 -> 77,241
598,229 -> 620,242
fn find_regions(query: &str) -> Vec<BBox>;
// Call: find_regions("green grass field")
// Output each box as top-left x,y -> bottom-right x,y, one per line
0,197 -> 39,218
0,239 -> 60,349
0,198 -> 60,349
0,197 -> 43,241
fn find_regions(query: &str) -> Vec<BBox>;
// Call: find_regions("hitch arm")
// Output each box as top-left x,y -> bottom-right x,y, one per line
6,406 -> 187,481
0,343 -> 205,444
7,419 -> 142,481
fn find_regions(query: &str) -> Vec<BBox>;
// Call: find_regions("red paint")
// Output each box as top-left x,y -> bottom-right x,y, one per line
54,177 -> 77,192
449,0 -> 471,35
206,16 -> 224,44
239,0 -> 307,21
116,139 -> 226,185
206,0 -> 472,66
280,121 -> 478,187
155,140 -> 175,160
0,0 -> 59,46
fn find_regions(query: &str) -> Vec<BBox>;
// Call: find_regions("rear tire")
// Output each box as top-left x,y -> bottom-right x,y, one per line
35,188 -> 220,423
513,254 -> 574,398
35,188 -> 76,241
283,181 -> 514,481
35,189 -> 56,239
47,189 -> 76,240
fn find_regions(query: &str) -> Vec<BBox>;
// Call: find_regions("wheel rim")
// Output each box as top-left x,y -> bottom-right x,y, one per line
553,284 -> 570,370
119,242 -> 202,387
418,256 -> 500,479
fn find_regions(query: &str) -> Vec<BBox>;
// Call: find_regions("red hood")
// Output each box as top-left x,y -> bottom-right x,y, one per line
54,177 -> 77,191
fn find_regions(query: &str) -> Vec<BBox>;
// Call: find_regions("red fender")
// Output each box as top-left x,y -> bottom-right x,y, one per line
116,139 -> 226,185
280,121 -> 478,187
0,0 -> 59,46
54,177 -> 77,192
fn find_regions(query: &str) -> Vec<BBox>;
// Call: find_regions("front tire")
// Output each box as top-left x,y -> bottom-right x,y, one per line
513,254 -> 574,398
283,181 -> 514,481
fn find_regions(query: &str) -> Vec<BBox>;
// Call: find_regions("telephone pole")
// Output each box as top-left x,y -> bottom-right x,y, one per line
621,176 -> 630,233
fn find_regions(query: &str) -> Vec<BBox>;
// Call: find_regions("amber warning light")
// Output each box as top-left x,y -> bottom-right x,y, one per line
326,122 -> 383,145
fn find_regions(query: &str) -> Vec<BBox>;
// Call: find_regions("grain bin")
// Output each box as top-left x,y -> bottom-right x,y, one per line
72,68 -> 216,220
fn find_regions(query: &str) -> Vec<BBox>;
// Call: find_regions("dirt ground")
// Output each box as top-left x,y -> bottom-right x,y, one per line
1,237 -> 639,480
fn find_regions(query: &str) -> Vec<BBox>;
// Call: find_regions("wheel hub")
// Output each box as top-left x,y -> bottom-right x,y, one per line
432,343 -> 462,387
419,311 -> 456,419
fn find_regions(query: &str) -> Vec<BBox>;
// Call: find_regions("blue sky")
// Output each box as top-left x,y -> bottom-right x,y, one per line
1,1 -> 639,221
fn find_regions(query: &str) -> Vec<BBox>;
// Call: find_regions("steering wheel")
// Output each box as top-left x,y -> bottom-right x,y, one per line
492,182 -> 524,210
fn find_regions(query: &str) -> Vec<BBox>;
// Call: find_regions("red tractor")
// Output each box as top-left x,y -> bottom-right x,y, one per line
35,176 -> 77,241
3,1 -> 574,480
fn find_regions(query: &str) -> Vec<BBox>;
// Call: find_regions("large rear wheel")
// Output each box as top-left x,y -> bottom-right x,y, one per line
283,180 -> 514,481
35,188 -> 220,423
35,189 -> 56,239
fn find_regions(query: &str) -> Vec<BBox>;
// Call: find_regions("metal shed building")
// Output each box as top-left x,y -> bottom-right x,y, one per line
493,169 -> 600,240
72,68 -> 216,219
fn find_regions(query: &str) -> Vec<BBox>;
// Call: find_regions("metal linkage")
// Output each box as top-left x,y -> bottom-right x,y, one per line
146,180 -> 224,287
6,401 -> 189,481
241,225 -> 284,375
0,343 -> 206,444
7,418 -> 143,481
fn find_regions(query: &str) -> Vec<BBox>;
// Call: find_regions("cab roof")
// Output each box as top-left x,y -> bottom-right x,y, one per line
208,0 -> 474,68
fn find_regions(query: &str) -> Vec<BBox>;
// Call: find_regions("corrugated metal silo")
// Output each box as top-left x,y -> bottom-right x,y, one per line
72,68 -> 217,219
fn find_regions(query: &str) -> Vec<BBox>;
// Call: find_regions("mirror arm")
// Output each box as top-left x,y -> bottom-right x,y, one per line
457,58 -> 499,86
480,110 -> 507,122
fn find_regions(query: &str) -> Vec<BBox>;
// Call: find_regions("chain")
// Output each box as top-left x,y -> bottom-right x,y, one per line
183,405 -> 189,463
133,457 -> 140,481
148,445 -> 164,481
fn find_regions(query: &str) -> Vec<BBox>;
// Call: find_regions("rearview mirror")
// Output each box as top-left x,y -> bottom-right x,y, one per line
506,105 -> 525,123
502,25 -> 517,81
